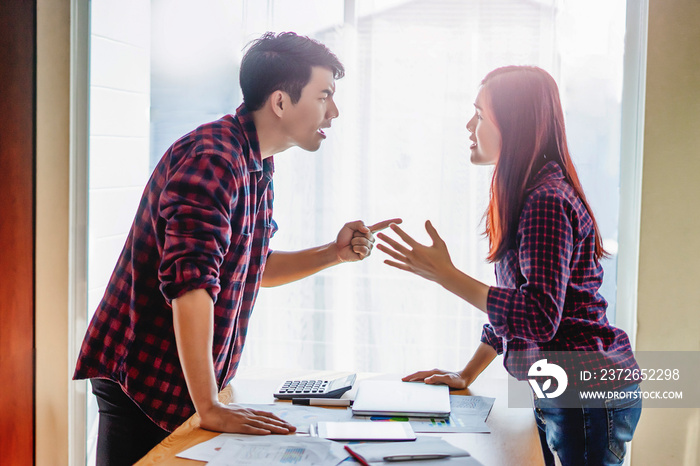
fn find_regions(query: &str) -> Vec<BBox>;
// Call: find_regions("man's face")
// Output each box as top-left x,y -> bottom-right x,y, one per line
280,66 -> 339,152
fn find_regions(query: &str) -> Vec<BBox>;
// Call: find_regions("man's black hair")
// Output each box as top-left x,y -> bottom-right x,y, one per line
240,31 -> 345,111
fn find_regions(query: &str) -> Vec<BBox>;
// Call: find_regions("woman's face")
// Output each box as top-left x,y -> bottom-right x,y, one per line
466,88 -> 501,165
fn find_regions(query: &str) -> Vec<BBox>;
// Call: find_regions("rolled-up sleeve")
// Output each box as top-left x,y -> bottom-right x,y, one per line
158,153 -> 237,303
486,190 -> 575,343
480,322 -> 504,354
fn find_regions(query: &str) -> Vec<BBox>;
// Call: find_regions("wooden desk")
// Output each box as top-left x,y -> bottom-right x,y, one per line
136,368 -> 544,466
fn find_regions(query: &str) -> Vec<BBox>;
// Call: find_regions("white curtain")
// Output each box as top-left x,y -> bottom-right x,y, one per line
242,0 -> 626,374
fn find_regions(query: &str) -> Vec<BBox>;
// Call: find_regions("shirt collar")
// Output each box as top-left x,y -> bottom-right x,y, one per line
529,160 -> 564,190
235,103 -> 274,175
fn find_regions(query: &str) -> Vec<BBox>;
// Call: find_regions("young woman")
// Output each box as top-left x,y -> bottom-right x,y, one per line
376,66 -> 642,466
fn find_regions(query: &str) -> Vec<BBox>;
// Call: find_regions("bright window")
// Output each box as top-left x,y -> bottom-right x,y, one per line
85,0 -> 633,461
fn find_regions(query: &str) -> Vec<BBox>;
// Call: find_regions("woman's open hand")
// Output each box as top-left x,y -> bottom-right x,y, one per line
376,220 -> 455,284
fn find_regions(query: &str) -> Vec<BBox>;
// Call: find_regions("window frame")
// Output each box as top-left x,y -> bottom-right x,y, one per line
67,0 -> 649,461
615,0 -> 649,350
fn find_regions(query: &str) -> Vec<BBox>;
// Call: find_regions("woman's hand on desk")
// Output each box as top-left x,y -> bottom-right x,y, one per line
198,402 -> 297,435
403,344 -> 496,389
402,369 -> 471,390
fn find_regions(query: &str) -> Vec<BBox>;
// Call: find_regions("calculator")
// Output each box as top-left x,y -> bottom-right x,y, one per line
273,374 -> 357,400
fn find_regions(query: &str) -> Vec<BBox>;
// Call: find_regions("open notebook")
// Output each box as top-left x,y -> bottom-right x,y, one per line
351,380 -> 451,418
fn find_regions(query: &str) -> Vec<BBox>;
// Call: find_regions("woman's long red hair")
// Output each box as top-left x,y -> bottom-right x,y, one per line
482,66 -> 606,262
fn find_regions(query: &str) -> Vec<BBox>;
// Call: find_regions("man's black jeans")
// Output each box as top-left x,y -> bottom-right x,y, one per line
91,378 -> 170,466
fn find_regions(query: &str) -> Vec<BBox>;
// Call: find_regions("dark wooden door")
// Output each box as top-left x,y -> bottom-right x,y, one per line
0,1 -> 36,464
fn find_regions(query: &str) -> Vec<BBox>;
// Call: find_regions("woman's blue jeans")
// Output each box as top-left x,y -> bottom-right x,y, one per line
534,384 -> 642,466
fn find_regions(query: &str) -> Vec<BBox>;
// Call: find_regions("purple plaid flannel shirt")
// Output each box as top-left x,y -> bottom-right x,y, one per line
74,104 -> 276,432
481,162 -> 638,390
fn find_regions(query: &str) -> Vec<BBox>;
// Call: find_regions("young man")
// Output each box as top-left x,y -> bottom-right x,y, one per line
74,32 -> 399,465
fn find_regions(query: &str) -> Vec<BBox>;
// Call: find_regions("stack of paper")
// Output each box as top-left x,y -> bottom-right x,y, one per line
177,434 -> 347,465
410,394 -> 495,433
346,437 -> 482,465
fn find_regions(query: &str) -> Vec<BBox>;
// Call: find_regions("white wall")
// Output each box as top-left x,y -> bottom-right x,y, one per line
36,0 -> 70,463
631,0 -> 700,464
88,1 -> 151,313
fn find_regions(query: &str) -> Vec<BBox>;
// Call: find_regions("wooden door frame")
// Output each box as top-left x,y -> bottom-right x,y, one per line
0,1 -> 37,464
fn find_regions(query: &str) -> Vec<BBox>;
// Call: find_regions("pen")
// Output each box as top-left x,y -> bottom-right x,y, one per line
344,445 -> 370,466
384,454 -> 451,462
292,398 -> 353,407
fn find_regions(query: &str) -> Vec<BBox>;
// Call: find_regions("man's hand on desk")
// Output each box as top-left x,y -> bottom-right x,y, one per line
198,402 -> 297,435
402,369 -> 470,390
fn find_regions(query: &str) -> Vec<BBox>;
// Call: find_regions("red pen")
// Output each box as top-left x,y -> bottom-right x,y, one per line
344,445 -> 370,466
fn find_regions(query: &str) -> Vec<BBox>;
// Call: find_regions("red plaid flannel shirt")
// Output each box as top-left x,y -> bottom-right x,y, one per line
481,162 -> 638,390
74,104 -> 276,431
